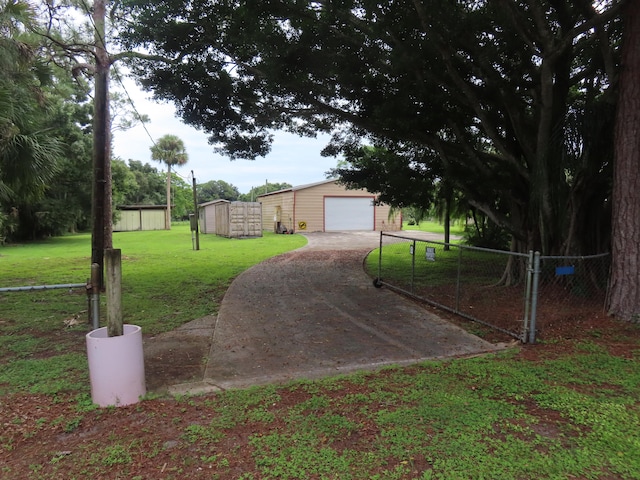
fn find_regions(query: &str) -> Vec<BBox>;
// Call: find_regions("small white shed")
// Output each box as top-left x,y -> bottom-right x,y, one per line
199,200 -> 262,238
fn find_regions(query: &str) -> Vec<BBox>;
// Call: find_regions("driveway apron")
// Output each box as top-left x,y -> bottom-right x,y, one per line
203,232 -> 499,389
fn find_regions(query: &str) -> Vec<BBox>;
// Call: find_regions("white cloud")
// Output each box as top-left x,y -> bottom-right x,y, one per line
111,78 -> 339,193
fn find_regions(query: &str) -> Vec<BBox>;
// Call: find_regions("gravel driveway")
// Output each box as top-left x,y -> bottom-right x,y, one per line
197,231 -> 500,391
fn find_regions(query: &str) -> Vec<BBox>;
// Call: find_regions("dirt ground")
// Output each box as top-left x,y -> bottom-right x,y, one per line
143,316 -> 217,393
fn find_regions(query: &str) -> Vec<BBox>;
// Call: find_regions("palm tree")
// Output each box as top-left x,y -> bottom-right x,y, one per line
0,1 -> 60,203
150,134 -> 188,229
0,1 -> 64,242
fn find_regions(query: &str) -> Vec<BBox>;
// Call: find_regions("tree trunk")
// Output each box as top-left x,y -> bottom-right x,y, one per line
607,0 -> 640,322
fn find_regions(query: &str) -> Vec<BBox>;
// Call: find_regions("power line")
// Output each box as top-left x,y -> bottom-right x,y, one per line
111,66 -> 157,148
77,1 -> 196,182
77,0 -> 156,149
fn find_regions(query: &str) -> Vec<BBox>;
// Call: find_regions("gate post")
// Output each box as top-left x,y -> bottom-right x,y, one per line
522,250 -> 534,342
528,252 -> 541,344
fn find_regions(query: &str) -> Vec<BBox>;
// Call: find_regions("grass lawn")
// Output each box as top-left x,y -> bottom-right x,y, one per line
0,224 -> 305,394
2,224 -> 640,479
402,220 -> 465,236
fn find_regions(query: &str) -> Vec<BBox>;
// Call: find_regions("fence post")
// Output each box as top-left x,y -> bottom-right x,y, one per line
455,246 -> 463,313
528,251 -> 541,344
522,250 -> 534,343
378,232 -> 383,282
105,249 -> 123,337
411,240 -> 416,293
90,263 -> 101,330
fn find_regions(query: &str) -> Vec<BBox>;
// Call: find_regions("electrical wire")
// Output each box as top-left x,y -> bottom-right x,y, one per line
77,0 -> 196,183
77,0 -> 158,150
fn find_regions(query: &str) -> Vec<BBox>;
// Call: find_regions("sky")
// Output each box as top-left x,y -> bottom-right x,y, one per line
110,78 -> 341,194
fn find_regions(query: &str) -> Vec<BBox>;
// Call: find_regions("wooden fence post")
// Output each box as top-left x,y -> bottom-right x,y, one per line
105,249 -> 123,337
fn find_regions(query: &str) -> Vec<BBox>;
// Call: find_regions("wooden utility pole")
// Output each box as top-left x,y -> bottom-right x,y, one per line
90,0 -> 112,290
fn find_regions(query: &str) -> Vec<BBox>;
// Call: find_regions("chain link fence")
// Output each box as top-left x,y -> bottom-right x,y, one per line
370,232 -> 609,343
533,253 -> 610,340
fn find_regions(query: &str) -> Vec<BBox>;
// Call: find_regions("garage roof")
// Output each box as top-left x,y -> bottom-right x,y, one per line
257,178 -> 338,199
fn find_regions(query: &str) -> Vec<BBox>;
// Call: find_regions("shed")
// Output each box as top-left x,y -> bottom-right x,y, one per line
113,205 -> 167,232
256,179 -> 401,233
199,200 -> 263,238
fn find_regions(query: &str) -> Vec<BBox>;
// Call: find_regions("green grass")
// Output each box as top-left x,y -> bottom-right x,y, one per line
0,224 -> 305,394
402,219 -> 466,236
365,240 -> 508,288
2,222 -> 640,479
44,346 -> 634,480
239,350 -> 639,478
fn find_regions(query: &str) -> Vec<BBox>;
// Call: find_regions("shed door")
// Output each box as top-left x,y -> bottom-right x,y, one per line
324,197 -> 374,231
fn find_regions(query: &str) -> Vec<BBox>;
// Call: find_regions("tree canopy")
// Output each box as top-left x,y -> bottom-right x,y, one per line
197,179 -> 240,204
0,0 -> 97,240
239,182 -> 292,202
150,134 -> 188,168
118,0 -> 622,257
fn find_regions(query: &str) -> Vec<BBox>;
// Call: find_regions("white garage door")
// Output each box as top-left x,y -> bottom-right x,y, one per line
324,197 -> 374,231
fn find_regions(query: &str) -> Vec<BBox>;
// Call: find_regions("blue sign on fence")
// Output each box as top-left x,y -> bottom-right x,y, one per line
555,265 -> 575,276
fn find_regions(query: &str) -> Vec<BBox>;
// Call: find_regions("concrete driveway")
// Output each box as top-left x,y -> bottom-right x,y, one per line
189,231 -> 500,392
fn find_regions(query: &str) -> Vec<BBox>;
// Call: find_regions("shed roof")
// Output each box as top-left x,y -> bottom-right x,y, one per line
199,199 -> 230,208
116,205 -> 167,210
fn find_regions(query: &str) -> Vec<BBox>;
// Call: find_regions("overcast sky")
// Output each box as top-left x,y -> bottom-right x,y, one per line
110,78 -> 340,194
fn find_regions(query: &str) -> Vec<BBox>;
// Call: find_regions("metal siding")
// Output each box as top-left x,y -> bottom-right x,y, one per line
214,203 -> 230,237
375,204 -> 402,231
202,204 -> 217,234
114,208 -> 167,231
295,181 -> 375,232
200,201 -> 262,237
228,202 -> 262,237
258,192 -> 295,232
258,181 -> 402,232
293,186 -> 325,232
141,209 -> 166,230
113,210 -> 141,232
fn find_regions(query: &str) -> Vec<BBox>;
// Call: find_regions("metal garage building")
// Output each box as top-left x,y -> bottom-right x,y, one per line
257,179 -> 401,233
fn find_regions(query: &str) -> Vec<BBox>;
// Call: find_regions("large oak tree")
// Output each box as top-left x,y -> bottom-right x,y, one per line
118,1 -> 640,319
118,0 -> 621,255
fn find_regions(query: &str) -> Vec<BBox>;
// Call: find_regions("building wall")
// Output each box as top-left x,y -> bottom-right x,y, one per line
258,181 -> 401,233
199,202 -> 218,234
113,208 -> 166,232
200,201 -> 262,237
229,202 -> 262,237
214,202 -> 230,237
258,191 -> 295,232
293,182 -> 374,232
114,210 -> 141,232
140,209 -> 167,231
374,204 -> 401,232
